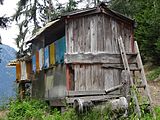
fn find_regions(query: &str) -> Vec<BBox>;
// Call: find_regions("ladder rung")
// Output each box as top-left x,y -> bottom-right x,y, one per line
130,68 -> 141,71
136,85 -> 146,88
126,53 -> 138,56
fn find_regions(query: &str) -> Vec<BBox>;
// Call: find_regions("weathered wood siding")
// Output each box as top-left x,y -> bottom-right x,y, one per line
65,13 -> 133,91
32,71 -> 45,98
45,65 -> 66,99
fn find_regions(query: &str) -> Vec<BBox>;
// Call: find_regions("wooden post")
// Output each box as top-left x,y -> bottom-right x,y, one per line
66,65 -> 71,91
121,70 -> 130,101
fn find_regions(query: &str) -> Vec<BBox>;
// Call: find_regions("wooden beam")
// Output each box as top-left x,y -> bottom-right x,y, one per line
66,95 -> 121,103
48,99 -> 66,107
102,63 -> 140,71
65,53 -> 137,64
67,85 -> 122,97
105,84 -> 123,94
67,90 -> 107,97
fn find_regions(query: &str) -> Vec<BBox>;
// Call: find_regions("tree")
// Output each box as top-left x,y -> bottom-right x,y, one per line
0,0 -> 10,28
13,0 -> 80,58
0,0 -> 10,63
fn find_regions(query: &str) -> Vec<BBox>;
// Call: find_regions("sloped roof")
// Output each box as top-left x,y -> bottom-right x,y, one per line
7,59 -> 17,67
7,55 -> 31,67
62,2 -> 134,23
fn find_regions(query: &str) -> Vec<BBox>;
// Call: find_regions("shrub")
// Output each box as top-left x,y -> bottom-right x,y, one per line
1,98 -> 160,120
7,99 -> 48,120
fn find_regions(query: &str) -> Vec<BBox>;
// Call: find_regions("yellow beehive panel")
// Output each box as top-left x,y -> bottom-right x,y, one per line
49,43 -> 55,65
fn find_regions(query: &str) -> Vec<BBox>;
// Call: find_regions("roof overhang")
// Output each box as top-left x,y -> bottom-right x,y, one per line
27,19 -> 65,45
7,59 -> 17,67
7,55 -> 31,67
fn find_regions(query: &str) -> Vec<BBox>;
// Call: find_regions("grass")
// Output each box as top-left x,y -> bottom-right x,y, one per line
0,98 -> 160,120
146,66 -> 160,81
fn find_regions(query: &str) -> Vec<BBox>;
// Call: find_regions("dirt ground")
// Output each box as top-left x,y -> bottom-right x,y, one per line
0,110 -> 8,119
148,81 -> 160,106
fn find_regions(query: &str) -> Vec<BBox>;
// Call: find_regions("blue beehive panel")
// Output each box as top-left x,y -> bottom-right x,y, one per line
44,46 -> 49,68
55,36 -> 66,64
32,55 -> 36,73
55,40 -> 59,64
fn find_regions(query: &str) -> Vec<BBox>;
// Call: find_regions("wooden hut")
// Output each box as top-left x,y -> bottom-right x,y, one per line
27,3 -> 135,104
27,3 -> 146,108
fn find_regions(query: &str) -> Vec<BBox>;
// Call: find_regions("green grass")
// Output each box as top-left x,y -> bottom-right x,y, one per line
1,98 -> 160,120
146,66 -> 160,81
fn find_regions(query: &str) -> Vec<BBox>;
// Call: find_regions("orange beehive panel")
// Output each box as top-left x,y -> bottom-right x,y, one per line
36,51 -> 40,72
26,61 -> 32,79
16,61 -> 21,81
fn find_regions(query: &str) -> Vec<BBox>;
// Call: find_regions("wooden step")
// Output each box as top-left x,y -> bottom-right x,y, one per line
136,84 -> 146,88
130,67 -> 141,71
102,64 -> 141,71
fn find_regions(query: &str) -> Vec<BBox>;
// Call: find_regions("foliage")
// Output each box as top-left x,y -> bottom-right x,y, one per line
0,0 -> 10,28
109,0 -> 160,65
13,0 -> 80,57
1,98 -> 160,120
4,98 -> 76,120
7,99 -> 48,120
0,16 -> 10,28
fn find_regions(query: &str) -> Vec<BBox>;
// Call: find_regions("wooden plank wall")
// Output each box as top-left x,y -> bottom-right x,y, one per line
66,13 -> 133,91
32,71 -> 45,98
45,65 -> 66,99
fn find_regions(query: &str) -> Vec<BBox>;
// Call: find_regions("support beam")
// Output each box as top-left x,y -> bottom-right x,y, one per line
65,53 -> 137,64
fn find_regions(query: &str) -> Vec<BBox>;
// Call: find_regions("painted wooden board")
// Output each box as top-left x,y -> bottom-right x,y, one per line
49,43 -> 55,65
20,61 -> 27,80
32,55 -> 36,73
44,46 -> 49,68
36,51 -> 40,72
55,36 -> 66,64
16,61 -> 21,81
26,61 -> 32,79
39,48 -> 44,70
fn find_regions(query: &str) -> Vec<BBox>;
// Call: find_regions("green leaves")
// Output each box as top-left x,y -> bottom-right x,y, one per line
13,0 -> 79,58
7,99 -> 48,120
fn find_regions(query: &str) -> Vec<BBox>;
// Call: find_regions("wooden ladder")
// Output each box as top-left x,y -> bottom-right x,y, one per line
117,36 -> 155,118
